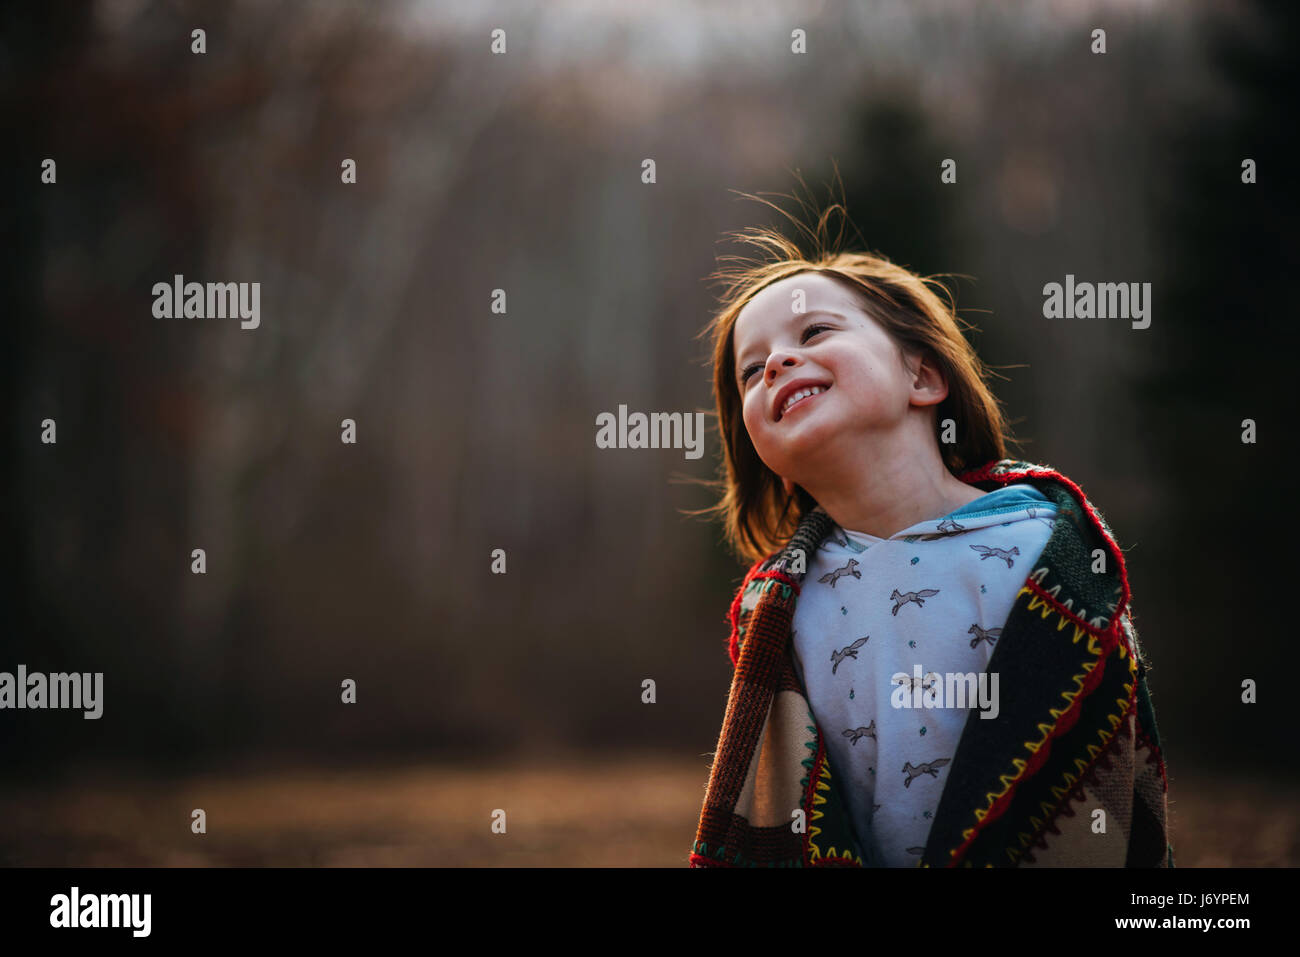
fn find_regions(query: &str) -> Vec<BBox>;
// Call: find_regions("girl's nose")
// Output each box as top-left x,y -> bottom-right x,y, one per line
765,354 -> 798,383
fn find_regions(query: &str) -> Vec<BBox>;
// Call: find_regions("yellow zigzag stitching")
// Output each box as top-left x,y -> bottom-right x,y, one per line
807,748 -> 831,861
1008,663 -> 1140,858
804,748 -> 863,866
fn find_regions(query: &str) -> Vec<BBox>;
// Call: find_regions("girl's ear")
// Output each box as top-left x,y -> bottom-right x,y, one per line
908,348 -> 949,406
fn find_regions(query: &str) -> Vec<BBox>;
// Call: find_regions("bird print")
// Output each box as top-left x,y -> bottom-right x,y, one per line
902,758 -> 951,788
909,518 -> 973,542
830,635 -> 870,674
968,623 -> 1002,649
819,558 -> 861,587
970,544 -> 1020,568
842,722 -> 877,745
893,673 -> 938,693
890,588 -> 940,615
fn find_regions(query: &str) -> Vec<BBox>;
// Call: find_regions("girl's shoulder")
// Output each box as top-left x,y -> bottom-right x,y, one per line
959,459 -> 1101,515
969,459 -> 1136,625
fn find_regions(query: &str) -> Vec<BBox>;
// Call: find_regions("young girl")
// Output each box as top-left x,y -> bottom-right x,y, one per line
689,201 -> 1172,868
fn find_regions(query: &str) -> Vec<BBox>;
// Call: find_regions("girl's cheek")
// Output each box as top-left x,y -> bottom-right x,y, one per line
742,404 -> 765,444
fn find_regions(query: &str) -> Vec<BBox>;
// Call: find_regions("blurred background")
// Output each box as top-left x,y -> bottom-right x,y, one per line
2,0 -> 1297,866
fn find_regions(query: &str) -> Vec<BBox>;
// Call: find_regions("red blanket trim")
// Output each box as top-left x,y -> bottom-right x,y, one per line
726,559 -> 802,668
1135,721 -> 1171,792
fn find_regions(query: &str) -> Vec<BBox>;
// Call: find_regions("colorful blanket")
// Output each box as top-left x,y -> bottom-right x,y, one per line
690,459 -> 1173,867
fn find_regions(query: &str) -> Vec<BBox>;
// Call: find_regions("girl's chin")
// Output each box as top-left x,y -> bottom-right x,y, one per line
761,421 -> 838,461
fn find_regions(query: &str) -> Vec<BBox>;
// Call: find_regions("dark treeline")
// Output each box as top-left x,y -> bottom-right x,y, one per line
2,0 -> 1294,786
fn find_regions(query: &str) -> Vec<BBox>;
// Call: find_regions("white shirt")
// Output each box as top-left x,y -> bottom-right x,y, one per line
791,484 -> 1058,866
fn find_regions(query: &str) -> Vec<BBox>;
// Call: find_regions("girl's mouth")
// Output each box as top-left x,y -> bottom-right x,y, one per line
779,384 -> 829,421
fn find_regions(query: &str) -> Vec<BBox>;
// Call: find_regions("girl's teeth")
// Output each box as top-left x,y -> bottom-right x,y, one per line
783,386 -> 825,416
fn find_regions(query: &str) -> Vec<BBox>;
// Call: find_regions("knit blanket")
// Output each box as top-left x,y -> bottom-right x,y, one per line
690,459 -> 1173,867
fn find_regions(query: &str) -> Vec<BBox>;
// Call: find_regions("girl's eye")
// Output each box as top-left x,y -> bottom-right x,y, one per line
802,323 -> 830,342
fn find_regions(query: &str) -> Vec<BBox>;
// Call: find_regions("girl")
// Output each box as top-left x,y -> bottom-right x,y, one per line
688,199 -> 1172,868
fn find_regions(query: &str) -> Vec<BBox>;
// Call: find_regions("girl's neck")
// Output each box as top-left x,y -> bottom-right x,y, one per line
798,426 -> 986,540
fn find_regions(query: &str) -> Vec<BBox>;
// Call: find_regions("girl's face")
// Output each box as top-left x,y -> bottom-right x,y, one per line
732,272 -> 930,484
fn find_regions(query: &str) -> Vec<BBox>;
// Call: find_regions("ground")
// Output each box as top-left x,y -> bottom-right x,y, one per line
0,755 -> 1294,866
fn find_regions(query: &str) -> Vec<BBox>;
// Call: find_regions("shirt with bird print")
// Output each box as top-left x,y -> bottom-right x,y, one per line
790,483 -> 1058,867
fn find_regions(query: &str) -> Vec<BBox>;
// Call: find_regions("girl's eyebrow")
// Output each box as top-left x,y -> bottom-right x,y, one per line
800,309 -> 847,323
735,309 -> 848,372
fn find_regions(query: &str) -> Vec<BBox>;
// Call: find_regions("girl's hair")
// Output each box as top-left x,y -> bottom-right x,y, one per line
692,174 -> 1022,564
